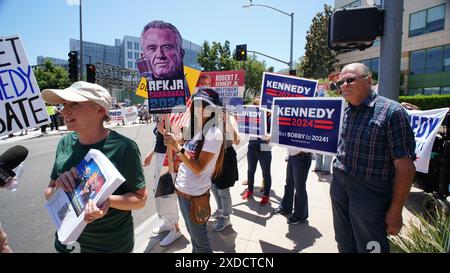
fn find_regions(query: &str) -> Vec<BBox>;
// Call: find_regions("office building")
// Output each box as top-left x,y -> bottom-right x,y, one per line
334,0 -> 450,95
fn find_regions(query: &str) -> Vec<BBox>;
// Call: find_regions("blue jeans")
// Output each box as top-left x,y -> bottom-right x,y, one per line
330,167 -> 391,253
314,153 -> 333,172
247,143 -> 272,196
280,153 -> 312,220
177,195 -> 212,253
211,183 -> 232,217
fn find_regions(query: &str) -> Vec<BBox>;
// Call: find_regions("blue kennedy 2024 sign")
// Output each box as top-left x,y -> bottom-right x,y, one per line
260,72 -> 318,111
237,105 -> 267,137
270,98 -> 345,155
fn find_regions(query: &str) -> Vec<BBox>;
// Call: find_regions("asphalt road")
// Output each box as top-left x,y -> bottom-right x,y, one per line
0,123 -> 157,253
0,123 -> 247,253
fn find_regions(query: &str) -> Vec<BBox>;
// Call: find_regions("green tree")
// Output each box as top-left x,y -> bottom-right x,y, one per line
33,59 -> 71,90
231,54 -> 268,98
301,4 -> 337,79
197,41 -> 272,100
218,40 -> 233,71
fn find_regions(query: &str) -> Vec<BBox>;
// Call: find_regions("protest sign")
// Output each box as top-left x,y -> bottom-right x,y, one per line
0,35 -> 50,136
109,109 -> 123,125
45,149 -> 125,244
196,70 -> 245,110
146,79 -> 186,114
270,97 -> 345,155
260,72 -> 318,111
122,106 -> 138,125
236,105 -> 267,137
184,66 -> 201,95
135,77 -> 148,98
135,65 -> 200,99
316,83 -> 328,97
406,107 -> 449,173
138,21 -> 187,114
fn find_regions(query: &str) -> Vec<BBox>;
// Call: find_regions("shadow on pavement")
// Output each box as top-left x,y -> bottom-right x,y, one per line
286,222 -> 322,252
208,224 -> 238,253
256,222 -> 322,253
147,233 -> 190,253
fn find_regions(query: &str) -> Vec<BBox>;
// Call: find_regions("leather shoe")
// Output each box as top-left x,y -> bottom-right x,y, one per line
273,207 -> 290,216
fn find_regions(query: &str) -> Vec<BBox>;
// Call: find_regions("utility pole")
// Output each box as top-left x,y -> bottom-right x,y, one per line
378,0 -> 403,101
79,0 -> 83,80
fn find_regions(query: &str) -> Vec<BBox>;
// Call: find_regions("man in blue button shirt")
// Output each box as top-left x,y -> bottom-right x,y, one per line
331,63 -> 416,253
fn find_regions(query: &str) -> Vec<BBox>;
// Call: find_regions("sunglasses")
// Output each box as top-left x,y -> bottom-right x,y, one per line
336,75 -> 367,88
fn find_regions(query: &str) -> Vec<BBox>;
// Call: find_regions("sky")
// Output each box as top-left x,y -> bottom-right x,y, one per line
1,0 -> 334,72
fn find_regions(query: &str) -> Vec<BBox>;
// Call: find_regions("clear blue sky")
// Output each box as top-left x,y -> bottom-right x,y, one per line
1,0 -> 334,71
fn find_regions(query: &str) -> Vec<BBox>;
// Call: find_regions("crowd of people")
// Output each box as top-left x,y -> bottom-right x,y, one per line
1,19 -> 418,254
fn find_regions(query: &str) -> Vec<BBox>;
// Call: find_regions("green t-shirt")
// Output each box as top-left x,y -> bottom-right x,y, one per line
51,130 -> 146,253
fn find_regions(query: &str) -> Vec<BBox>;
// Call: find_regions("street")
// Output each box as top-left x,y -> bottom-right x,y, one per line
0,122 -> 247,252
0,123 -> 157,252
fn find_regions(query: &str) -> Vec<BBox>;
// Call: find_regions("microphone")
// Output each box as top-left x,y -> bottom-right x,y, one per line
0,145 -> 29,187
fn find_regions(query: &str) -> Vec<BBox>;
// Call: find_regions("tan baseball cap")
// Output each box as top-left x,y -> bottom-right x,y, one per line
42,81 -> 112,113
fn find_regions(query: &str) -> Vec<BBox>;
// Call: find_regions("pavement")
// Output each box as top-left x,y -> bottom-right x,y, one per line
0,121 -> 145,143
2,124 -> 420,253
133,144 -> 419,253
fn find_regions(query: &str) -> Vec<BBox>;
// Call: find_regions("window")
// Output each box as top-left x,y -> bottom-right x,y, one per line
371,58 -> 379,74
408,88 -> 423,96
409,4 -> 445,37
341,0 -> 360,9
410,50 -> 426,74
127,52 -> 132,59
128,61 -> 133,68
441,86 -> 450,94
409,10 -> 426,37
127,42 -> 132,49
426,47 -> 443,73
361,57 -> 379,74
135,52 -> 140,59
444,45 -> 450,71
427,5 -> 445,33
373,39 -> 381,47
374,0 -> 383,8
410,45 -> 450,74
134,42 -> 140,50
423,87 -> 440,95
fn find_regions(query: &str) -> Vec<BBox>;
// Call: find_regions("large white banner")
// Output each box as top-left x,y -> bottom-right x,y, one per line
0,35 -> 50,136
407,107 -> 449,173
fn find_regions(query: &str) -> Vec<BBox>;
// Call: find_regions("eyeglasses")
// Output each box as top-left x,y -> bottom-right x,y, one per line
336,75 -> 367,88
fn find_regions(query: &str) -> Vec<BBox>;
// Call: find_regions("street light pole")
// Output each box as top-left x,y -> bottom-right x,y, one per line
79,0 -> 83,80
243,1 -> 294,72
289,12 -> 294,72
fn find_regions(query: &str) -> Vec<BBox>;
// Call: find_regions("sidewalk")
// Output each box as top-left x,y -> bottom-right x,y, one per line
135,145 -> 420,253
135,146 -> 339,253
0,121 -> 144,143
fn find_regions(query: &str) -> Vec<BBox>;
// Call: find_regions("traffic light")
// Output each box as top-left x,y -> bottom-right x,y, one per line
68,51 -> 78,82
235,44 -> 247,61
86,64 -> 96,83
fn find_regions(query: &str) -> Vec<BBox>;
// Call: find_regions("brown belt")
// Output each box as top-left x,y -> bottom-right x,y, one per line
175,189 -> 208,200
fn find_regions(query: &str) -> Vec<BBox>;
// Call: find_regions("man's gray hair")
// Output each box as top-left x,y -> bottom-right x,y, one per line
141,20 -> 183,51
343,63 -> 371,76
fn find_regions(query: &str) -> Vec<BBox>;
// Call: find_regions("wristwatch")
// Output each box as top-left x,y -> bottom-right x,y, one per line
177,147 -> 185,156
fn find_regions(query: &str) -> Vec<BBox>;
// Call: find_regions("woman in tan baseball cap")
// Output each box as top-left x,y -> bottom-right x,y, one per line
42,81 -> 148,253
